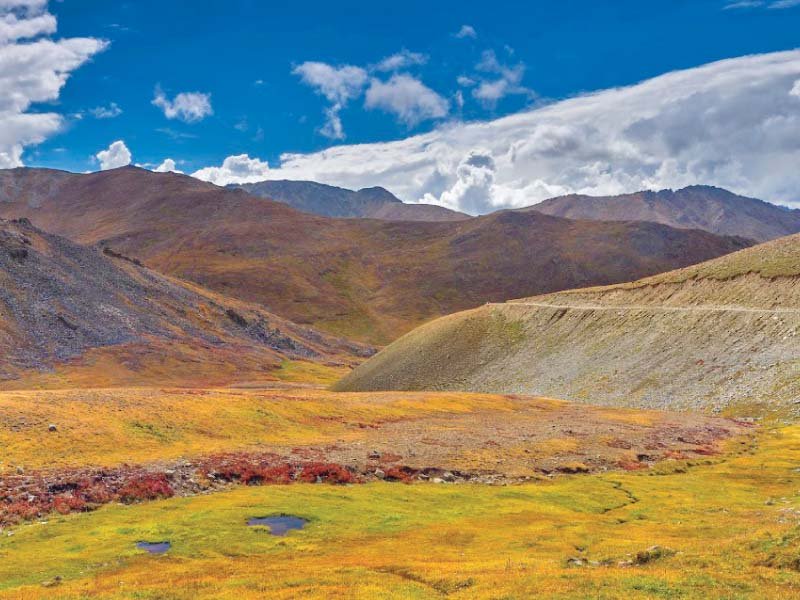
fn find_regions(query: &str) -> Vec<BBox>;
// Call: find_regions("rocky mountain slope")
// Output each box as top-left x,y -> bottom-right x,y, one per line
0,167 -> 751,345
336,234 -> 800,415
0,218 -> 368,387
530,185 -> 800,242
232,179 -> 469,221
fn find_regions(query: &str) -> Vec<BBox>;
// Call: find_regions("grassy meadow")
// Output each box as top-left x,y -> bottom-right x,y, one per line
0,424 -> 798,598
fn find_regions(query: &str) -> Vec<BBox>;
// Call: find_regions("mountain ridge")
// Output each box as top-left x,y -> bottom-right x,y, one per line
232,179 -> 470,221
528,185 -> 800,242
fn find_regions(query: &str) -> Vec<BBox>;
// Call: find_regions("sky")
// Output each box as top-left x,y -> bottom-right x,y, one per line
2,0 -> 800,213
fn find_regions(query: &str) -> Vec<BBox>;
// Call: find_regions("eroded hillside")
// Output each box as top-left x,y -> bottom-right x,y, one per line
336,234 -> 800,414
0,218 -> 368,387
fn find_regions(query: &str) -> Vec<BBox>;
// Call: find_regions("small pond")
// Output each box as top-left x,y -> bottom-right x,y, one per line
247,515 -> 307,536
136,541 -> 171,554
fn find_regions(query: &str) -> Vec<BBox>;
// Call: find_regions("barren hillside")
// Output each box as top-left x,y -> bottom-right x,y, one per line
0,218 -> 368,387
336,234 -> 800,414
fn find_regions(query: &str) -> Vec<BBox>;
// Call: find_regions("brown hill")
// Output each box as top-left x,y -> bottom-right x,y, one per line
0,166 -> 752,345
233,179 -> 469,222
335,234 -> 800,415
529,185 -> 800,242
0,217 -> 368,388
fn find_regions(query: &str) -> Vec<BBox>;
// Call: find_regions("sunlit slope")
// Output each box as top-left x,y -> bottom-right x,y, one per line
336,234 -> 800,413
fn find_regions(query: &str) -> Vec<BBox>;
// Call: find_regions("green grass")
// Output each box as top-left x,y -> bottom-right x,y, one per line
2,425 -> 800,598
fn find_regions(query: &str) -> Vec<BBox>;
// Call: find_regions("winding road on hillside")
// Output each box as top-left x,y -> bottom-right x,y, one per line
497,301 -> 800,315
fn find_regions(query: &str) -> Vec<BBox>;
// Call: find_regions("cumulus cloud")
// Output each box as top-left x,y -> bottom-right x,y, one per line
152,87 -> 213,123
424,150 -> 497,213
95,140 -> 131,170
154,158 -> 182,173
375,49 -> 427,72
89,102 -> 121,119
472,50 -> 532,107
191,154 -> 270,185
292,61 -> 368,139
0,1 -> 106,167
364,74 -> 449,127
454,24 -> 476,39
229,50 -> 800,214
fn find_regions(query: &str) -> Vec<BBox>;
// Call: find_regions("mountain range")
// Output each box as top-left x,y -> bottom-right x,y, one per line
0,167 -> 751,345
529,185 -> 800,242
232,179 -> 469,221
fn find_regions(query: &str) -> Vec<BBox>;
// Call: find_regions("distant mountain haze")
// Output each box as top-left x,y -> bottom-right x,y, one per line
0,167 -> 752,344
529,185 -> 800,242
233,179 -> 469,221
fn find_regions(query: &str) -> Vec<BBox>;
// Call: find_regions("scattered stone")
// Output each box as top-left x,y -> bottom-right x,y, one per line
41,576 -> 62,588
15,466 -> 24,475
566,557 -> 585,567
373,469 -> 386,479
368,450 -> 381,460
634,545 -> 676,565
48,424 -> 57,432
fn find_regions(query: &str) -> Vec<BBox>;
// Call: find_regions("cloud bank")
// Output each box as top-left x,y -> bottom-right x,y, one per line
0,0 -> 106,167
203,50 -> 800,212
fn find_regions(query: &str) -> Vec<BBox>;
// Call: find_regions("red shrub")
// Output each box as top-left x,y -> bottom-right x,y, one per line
118,474 -> 174,503
298,462 -> 355,484
383,466 -> 417,483
52,493 -> 86,514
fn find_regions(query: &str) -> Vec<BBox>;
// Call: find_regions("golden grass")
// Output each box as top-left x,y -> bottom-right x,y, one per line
0,387 -> 524,471
1,424 -> 798,598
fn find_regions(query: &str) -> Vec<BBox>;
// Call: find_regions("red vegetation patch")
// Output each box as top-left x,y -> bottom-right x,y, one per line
383,466 -> 418,483
118,474 -> 174,503
298,463 -> 355,484
0,468 -> 176,527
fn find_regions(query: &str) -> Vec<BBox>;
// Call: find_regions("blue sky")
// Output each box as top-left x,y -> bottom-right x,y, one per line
3,0 -> 800,211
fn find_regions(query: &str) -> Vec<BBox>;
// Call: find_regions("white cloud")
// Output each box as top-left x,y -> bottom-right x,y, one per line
234,50 -> 800,214
375,49 -> 427,72
724,0 -> 764,8
95,140 -> 131,170
457,75 -> 476,87
89,101 -> 121,119
724,0 -> 800,7
364,74 -> 449,127
791,79 -> 800,97
454,24 -> 476,39
769,0 -> 800,7
191,154 -> 270,185
152,87 -> 213,123
154,158 -> 182,173
0,1 -> 106,168
292,61 -> 368,139
472,50 -> 532,107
